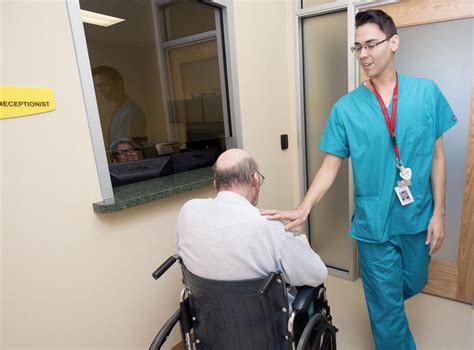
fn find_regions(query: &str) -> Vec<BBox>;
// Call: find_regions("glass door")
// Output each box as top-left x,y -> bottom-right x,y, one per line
302,10 -> 355,277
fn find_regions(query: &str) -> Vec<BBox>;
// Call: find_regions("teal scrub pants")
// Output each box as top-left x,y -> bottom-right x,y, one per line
357,231 -> 430,350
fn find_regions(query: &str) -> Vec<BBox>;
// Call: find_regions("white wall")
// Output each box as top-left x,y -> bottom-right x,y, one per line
0,0 -> 300,348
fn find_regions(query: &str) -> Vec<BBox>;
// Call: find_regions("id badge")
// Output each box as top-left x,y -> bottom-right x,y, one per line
394,185 -> 415,206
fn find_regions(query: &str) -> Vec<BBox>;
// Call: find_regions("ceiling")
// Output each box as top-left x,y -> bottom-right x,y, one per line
80,0 -> 157,47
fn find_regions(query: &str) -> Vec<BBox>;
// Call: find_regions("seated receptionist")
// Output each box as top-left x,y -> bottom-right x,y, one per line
110,138 -> 141,163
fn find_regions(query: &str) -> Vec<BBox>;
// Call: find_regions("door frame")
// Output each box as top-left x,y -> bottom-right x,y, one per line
294,1 -> 362,281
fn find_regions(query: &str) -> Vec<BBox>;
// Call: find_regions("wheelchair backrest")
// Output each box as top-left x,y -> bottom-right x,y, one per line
181,265 -> 291,350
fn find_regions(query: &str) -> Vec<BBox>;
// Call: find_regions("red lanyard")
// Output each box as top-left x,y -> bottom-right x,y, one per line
370,75 -> 400,160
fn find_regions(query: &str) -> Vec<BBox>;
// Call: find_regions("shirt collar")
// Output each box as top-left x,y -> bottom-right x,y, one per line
215,191 -> 253,206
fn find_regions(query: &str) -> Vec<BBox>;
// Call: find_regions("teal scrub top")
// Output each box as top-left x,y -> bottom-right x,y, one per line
109,100 -> 147,144
320,74 -> 457,243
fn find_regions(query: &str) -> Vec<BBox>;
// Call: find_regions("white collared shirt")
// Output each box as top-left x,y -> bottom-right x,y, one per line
176,191 -> 328,288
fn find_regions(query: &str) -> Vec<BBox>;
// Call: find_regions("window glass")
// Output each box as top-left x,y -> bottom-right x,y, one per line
302,0 -> 334,8
302,11 -> 351,271
160,0 -> 216,41
167,40 -> 225,149
80,0 -> 227,187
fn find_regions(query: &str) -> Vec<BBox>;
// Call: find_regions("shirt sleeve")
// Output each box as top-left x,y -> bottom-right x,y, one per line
279,230 -> 328,287
432,82 -> 457,139
175,205 -> 185,252
319,104 -> 350,158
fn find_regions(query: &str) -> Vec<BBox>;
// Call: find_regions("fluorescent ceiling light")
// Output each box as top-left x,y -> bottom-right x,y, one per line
80,10 -> 125,27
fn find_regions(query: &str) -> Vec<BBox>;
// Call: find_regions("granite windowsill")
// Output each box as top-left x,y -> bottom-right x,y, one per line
93,167 -> 213,213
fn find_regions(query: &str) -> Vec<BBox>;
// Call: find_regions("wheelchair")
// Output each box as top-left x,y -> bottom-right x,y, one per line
150,255 -> 337,350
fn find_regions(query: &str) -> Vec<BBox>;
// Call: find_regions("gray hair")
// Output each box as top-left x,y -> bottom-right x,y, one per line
213,156 -> 258,191
109,138 -> 136,153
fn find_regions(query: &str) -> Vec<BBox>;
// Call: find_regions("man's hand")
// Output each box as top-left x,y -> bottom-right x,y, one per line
426,213 -> 445,256
260,207 -> 310,231
260,153 -> 343,231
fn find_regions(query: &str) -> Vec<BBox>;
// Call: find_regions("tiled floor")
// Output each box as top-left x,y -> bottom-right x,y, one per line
325,275 -> 473,350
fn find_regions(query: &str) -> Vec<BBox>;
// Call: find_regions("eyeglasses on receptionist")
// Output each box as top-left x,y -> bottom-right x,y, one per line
113,148 -> 140,156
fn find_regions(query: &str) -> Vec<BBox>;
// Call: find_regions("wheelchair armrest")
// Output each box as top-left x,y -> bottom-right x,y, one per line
292,285 -> 321,313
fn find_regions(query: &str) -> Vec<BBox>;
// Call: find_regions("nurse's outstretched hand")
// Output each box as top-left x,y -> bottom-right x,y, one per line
425,213 -> 445,256
260,207 -> 310,231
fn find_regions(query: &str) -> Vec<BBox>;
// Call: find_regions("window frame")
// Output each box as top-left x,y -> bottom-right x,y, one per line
66,0 -> 242,202
153,1 -> 232,146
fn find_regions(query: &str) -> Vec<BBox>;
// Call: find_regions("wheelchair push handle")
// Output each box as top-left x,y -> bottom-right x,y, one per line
258,271 -> 281,297
152,255 -> 180,280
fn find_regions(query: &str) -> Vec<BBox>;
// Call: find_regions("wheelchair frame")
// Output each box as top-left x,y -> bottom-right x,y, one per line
150,255 -> 337,350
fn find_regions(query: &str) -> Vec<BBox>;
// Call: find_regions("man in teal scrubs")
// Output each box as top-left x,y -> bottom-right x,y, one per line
92,66 -> 147,145
262,9 -> 457,349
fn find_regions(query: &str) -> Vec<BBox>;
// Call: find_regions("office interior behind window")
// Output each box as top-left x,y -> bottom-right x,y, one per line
80,0 -> 228,186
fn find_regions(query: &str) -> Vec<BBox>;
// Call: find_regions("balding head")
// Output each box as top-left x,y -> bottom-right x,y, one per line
213,149 -> 261,205
215,148 -> 251,170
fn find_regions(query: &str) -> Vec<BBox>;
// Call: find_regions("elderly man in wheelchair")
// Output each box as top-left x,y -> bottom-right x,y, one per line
151,149 -> 337,350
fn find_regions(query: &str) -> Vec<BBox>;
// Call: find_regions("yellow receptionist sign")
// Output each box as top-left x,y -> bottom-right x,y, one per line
0,86 -> 56,119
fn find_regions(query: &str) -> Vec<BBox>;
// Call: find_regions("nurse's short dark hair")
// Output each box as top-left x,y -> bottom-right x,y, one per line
214,156 -> 258,191
92,66 -> 123,81
355,9 -> 397,38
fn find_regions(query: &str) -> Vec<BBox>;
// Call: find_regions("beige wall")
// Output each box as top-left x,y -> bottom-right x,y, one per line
233,0 -> 301,209
0,0 -> 300,349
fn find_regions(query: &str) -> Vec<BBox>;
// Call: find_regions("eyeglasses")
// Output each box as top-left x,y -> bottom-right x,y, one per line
350,37 -> 389,55
256,171 -> 265,186
94,80 -> 117,89
113,148 -> 139,156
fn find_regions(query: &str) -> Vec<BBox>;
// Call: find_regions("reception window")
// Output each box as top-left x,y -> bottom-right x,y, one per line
79,0 -> 232,188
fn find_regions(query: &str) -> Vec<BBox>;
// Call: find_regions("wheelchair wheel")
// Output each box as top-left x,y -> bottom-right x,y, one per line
296,313 -> 336,350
